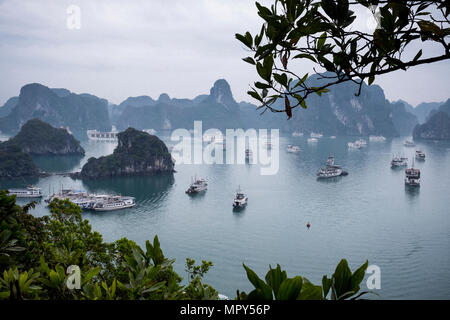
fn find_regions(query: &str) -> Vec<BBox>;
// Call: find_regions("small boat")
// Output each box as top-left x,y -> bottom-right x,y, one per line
186,178 -> 208,194
391,156 -> 408,168
330,136 -> 336,139
142,129 -> 157,135
405,167 -> 420,187
369,135 -> 386,142
356,139 -> 367,146
348,141 -> 362,149
404,140 -> 416,147
287,145 -> 301,153
415,150 -> 425,161
292,131 -> 304,137
7,186 -> 42,198
317,156 -> 347,179
307,137 -> 318,144
310,132 -> 323,138
232,187 -> 248,209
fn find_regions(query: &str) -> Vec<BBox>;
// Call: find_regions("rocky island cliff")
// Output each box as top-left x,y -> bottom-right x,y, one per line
413,99 -> 450,140
0,144 -> 39,178
4,119 -> 85,155
78,128 -> 174,178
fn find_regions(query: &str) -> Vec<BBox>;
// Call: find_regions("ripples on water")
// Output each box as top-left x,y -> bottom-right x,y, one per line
1,136 -> 449,299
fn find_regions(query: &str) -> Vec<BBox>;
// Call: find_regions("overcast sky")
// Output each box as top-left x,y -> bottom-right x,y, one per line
0,0 -> 449,107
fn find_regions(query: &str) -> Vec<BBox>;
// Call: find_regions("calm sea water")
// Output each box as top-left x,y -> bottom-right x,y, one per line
2,134 -> 450,299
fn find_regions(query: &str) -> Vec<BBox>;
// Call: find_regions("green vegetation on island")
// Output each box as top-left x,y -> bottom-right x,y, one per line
4,118 -> 85,156
79,127 -> 174,179
0,144 -> 39,178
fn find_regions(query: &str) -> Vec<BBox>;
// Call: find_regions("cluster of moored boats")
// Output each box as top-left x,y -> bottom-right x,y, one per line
44,189 -> 136,211
185,177 -> 248,209
5,186 -> 136,211
391,141 -> 426,187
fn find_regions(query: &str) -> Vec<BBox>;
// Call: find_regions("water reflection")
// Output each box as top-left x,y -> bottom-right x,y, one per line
32,155 -> 83,173
80,174 -> 175,201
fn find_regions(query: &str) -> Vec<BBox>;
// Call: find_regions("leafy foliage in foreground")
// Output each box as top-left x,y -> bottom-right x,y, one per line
237,260 -> 372,300
0,190 -> 371,300
0,191 -> 217,300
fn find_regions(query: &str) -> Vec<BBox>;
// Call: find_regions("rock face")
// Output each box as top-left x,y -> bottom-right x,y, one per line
390,101 -> 419,136
0,97 -> 19,118
115,79 -> 243,131
273,73 -> 399,136
413,99 -> 450,140
0,83 -> 111,140
412,101 -> 444,123
4,119 -> 85,155
80,128 -> 174,178
0,144 -> 39,178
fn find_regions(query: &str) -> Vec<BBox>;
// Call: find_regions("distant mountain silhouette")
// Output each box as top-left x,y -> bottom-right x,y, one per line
0,83 -> 111,140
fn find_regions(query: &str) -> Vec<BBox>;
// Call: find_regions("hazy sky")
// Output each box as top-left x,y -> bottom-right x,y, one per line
0,0 -> 449,107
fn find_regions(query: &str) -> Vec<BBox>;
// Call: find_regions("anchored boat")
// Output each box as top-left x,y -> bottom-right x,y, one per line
415,150 -> 426,161
232,187 -> 248,209
391,156 -> 408,168
7,186 -> 42,198
186,178 -> 208,194
92,196 -> 136,211
287,145 -> 301,153
317,156 -> 348,179
404,140 -> 416,147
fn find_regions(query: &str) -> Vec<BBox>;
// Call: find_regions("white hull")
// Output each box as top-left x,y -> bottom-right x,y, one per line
94,203 -> 136,211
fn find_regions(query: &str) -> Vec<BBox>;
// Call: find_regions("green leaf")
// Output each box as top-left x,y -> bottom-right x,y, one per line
413,49 -> 423,62
265,264 -> 287,297
276,276 -> 303,300
292,54 -> 317,63
332,259 -> 352,299
235,32 -> 253,49
242,57 -> 256,65
317,32 -> 327,50
350,260 -> 368,292
82,267 -> 101,285
298,278 -> 323,300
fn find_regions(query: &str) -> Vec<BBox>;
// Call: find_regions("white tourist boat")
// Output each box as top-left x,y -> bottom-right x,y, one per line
307,137 -> 318,144
142,129 -> 157,135
287,145 -> 301,153
391,156 -> 408,168
7,186 -> 42,198
369,135 -> 386,142
330,136 -> 336,139
316,156 -> 347,179
404,140 -> 416,147
232,187 -> 248,209
310,132 -> 323,138
93,196 -> 136,212
186,178 -> 208,194
415,150 -> 426,161
292,131 -> 303,137
87,126 -> 119,141
405,161 -> 420,187
316,157 -> 344,179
